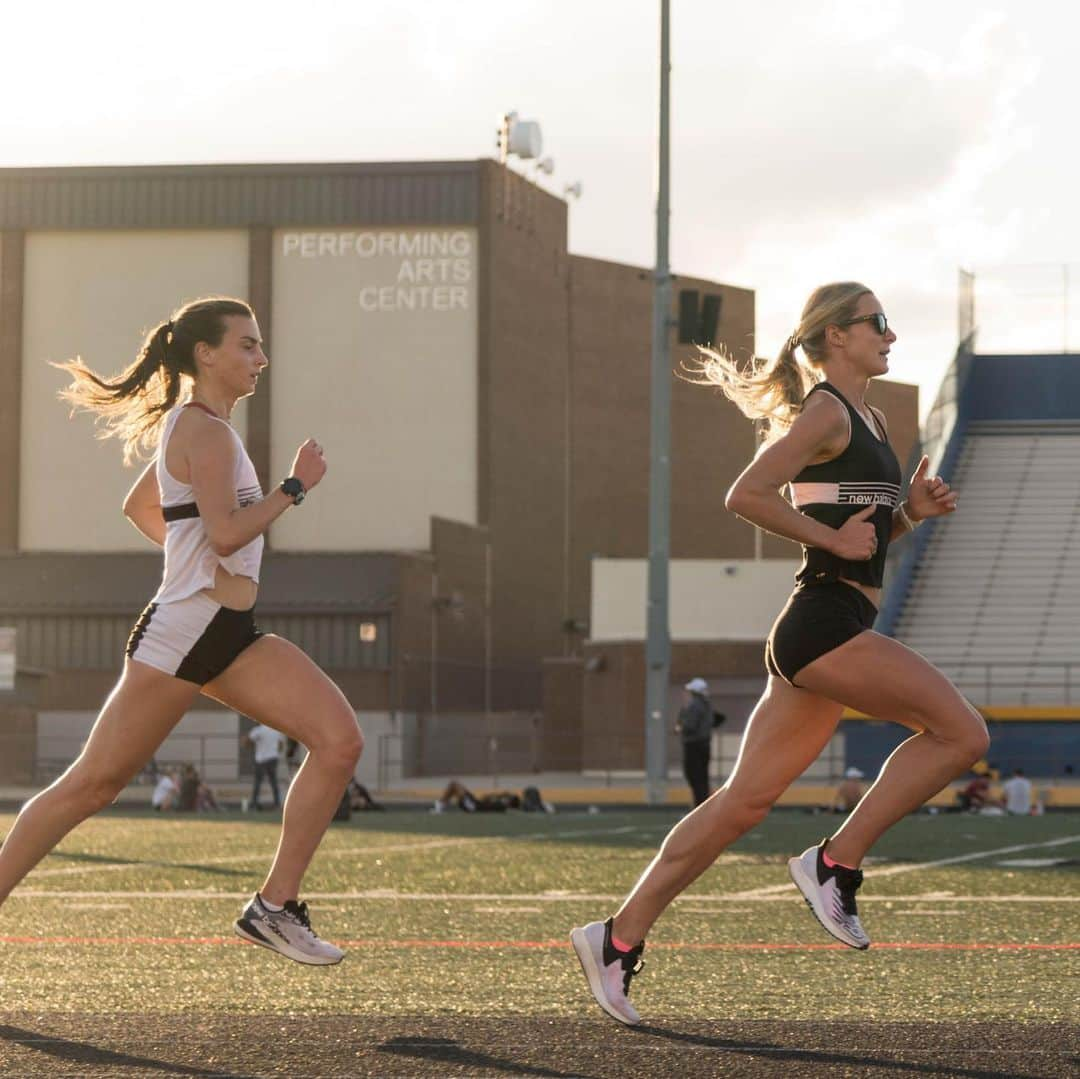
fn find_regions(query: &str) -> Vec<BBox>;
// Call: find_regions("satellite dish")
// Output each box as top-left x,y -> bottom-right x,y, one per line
563,181 -> 583,200
537,157 -> 555,175
508,119 -> 543,159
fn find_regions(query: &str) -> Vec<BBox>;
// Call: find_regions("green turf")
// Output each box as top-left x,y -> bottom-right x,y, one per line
1,809 -> 1077,1022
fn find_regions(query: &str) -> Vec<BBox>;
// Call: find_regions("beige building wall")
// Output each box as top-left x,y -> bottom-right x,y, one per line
270,228 -> 478,551
20,230 -> 250,551
590,558 -> 800,642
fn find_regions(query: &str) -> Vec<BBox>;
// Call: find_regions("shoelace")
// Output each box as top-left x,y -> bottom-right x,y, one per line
281,900 -> 318,935
620,951 -> 645,997
832,866 -> 864,917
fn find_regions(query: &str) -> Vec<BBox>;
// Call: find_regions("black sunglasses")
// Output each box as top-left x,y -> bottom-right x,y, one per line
841,313 -> 889,335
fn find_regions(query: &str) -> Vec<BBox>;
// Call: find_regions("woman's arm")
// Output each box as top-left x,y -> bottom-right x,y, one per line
888,454 -> 959,541
724,395 -> 878,562
188,419 -> 326,557
122,459 -> 166,547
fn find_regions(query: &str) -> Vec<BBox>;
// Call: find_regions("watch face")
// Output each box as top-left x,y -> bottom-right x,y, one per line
282,478 -> 304,502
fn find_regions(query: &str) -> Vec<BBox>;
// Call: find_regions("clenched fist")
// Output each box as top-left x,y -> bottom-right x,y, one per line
829,504 -> 878,561
290,439 -> 327,493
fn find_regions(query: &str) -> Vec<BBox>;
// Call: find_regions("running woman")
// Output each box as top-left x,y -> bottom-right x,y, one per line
571,282 -> 988,1025
0,297 -> 363,965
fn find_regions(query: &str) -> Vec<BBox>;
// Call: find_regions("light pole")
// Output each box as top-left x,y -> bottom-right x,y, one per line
644,0 -> 672,805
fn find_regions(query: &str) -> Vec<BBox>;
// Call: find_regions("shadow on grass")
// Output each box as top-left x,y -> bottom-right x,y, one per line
47,850 -> 249,877
82,804 -> 1080,870
0,1024 -> 247,1078
634,1024 -> 1041,1079
376,1035 -> 596,1077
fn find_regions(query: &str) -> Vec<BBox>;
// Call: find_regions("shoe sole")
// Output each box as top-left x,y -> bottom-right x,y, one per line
569,927 -> 639,1026
233,918 -> 344,966
787,857 -> 870,951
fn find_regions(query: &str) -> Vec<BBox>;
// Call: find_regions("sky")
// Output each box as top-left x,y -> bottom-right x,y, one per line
3,0 -> 1077,416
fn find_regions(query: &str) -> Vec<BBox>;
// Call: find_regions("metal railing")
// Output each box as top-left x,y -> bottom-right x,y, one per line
375,730 -> 848,791
934,661 -> 1080,707
33,733 -> 242,786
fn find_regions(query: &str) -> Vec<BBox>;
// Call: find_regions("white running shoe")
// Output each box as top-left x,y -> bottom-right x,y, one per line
570,918 -> 645,1026
234,893 -> 345,965
788,840 -> 870,950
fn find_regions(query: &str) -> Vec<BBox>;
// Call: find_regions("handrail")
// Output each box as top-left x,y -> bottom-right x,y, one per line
878,336 -> 977,636
928,660 -> 1080,706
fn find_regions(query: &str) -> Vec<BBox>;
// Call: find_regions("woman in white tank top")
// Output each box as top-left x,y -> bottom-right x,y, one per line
0,297 -> 362,967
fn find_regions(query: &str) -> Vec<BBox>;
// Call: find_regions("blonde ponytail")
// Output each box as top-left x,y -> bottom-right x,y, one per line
692,337 -> 819,440
689,281 -> 871,441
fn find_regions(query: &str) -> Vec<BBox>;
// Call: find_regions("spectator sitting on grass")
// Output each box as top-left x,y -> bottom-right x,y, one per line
177,763 -> 221,813
956,768 -> 1002,813
1001,768 -> 1032,816
151,768 -> 179,812
432,780 -> 521,814
346,779 -> 384,812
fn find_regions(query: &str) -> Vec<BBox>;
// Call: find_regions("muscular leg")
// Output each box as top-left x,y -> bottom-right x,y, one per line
612,678 -> 843,945
202,635 -> 363,906
795,630 -> 989,867
0,661 -> 199,906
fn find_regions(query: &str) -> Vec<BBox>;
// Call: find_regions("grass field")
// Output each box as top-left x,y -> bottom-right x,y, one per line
0,806 -> 1077,1077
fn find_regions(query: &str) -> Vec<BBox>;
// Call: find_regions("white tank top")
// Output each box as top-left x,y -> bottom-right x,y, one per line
152,404 -> 265,605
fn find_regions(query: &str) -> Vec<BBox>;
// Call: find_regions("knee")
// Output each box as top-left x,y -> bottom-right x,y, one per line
712,785 -> 772,833
62,766 -> 126,814
313,714 -> 364,775
727,796 -> 771,834
956,720 -> 990,767
932,709 -> 989,768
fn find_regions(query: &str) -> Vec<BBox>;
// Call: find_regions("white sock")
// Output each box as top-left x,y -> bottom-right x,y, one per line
259,894 -> 284,913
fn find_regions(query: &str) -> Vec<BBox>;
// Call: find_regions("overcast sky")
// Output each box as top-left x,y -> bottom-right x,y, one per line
4,0 -> 1076,415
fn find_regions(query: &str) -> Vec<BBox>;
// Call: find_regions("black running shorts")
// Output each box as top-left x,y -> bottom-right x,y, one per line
765,580 -> 878,688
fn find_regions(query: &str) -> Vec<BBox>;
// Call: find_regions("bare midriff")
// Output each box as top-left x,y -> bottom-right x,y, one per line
839,577 -> 881,611
203,564 -> 258,611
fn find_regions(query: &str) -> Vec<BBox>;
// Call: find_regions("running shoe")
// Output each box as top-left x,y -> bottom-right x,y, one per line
570,917 -> 645,1025
233,893 -> 344,965
788,840 -> 870,950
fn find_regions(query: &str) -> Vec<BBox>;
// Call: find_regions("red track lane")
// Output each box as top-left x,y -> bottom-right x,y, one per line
1,936 -> 1077,950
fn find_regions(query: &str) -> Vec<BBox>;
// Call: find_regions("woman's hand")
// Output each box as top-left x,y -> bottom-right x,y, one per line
906,454 -> 958,522
828,505 -> 878,561
290,439 -> 327,492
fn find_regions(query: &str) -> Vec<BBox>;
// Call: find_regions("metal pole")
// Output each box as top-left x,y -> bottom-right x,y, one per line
1064,263 -> 1069,353
644,0 -> 672,805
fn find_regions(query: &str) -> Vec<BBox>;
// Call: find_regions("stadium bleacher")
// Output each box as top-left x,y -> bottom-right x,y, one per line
894,420 -> 1080,706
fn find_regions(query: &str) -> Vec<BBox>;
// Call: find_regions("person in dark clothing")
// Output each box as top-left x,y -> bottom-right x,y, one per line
677,678 -> 714,807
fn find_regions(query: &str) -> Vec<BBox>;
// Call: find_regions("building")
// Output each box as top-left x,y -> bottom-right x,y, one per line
0,158 -> 778,784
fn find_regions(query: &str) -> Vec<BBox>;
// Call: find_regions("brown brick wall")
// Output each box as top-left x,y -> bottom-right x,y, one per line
540,656 -> 584,770
394,552 -> 435,714
581,640 -> 765,770
479,162 -> 571,676
566,257 -> 759,634
0,705 -> 37,783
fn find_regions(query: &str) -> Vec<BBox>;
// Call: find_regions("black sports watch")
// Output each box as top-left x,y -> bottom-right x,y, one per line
280,476 -> 306,505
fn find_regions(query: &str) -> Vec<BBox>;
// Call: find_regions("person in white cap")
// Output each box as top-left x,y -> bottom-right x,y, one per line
676,678 -> 714,808
832,767 -> 866,813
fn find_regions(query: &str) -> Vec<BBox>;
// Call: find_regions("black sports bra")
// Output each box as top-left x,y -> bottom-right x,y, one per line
789,383 -> 902,589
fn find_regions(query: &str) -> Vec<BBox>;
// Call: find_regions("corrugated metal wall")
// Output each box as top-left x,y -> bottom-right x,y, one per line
6,612 -> 391,670
0,163 -> 480,229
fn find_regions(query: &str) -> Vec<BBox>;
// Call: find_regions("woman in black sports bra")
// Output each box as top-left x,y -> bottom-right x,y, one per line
570,282 -> 990,1026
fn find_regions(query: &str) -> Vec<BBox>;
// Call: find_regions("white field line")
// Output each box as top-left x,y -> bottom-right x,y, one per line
727,833 -> 1080,898
22,824 -> 649,881
8,890 -> 1080,903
